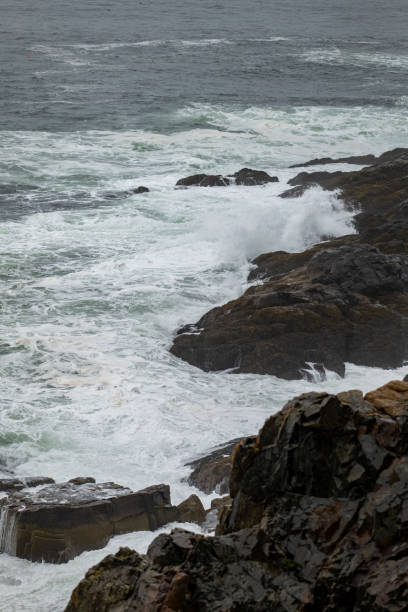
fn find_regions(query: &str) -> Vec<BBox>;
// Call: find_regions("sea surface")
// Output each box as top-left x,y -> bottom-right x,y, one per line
1,1 -> 408,609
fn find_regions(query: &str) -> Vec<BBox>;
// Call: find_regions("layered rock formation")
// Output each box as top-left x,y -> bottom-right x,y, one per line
170,148 -> 408,378
0,481 -> 178,563
0,480 -> 205,563
65,379 -> 408,611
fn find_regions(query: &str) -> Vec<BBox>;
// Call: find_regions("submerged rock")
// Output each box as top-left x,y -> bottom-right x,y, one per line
103,186 -> 149,200
0,481 -> 178,563
65,380 -> 408,611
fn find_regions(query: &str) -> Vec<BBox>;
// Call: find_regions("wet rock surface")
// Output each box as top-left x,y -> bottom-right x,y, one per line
176,173 -> 230,187
176,168 -> 278,188
289,147 -> 407,169
171,148 -> 408,378
233,167 -> 278,185
66,380 -> 408,611
0,481 -> 179,563
185,438 -> 243,494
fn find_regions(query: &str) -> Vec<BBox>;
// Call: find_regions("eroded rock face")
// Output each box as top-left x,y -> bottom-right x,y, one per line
65,380 -> 408,611
170,150 -> 408,378
0,481 -> 178,563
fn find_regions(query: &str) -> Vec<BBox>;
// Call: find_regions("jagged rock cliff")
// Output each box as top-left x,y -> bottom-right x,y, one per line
65,379 -> 408,611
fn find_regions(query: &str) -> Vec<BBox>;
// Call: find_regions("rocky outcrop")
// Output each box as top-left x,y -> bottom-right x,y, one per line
170,149 -> 408,378
0,481 -> 179,563
65,379 -> 408,611
176,168 -> 278,188
171,241 -> 408,379
289,148 -> 408,168
233,168 -> 278,185
176,174 -> 230,187
185,439 -> 242,494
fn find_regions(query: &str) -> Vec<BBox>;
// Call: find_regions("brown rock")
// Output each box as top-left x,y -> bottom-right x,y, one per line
177,495 -> 206,524
364,380 -> 408,416
186,439 -> 242,494
0,482 -> 178,563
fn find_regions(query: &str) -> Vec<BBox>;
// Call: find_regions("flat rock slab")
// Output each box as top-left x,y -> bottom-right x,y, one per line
0,481 -> 178,563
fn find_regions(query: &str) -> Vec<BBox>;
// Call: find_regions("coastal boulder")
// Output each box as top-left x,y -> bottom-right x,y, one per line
233,168 -> 278,185
176,174 -> 230,187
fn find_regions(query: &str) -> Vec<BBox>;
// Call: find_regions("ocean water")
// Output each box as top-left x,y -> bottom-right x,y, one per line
1,1 -> 408,610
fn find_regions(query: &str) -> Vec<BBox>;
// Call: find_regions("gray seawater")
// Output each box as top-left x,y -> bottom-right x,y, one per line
1,1 -> 408,610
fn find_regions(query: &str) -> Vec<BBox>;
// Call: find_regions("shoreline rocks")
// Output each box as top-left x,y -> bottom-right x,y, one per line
289,147 -> 408,168
170,148 -> 408,378
176,168 -> 278,188
65,379 -> 408,611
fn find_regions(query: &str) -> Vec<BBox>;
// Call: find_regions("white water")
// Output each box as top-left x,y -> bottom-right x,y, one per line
1,103 -> 408,611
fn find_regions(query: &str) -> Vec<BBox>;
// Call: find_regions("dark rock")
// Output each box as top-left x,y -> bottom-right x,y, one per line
289,153 -> 377,168
66,381 -> 408,611
132,186 -> 149,194
186,439 -> 243,494
233,168 -> 278,185
176,495 -> 206,524
287,170 -> 346,188
0,482 -> 178,563
176,174 -> 230,187
0,478 -> 25,492
68,477 -> 96,485
65,547 -> 148,612
103,186 -> 149,200
289,148 -> 408,169
404,374 -> 408,382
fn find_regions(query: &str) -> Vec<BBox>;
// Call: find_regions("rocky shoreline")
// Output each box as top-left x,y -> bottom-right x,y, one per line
170,148 -> 408,379
65,378 -> 408,611
3,147 -> 408,609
